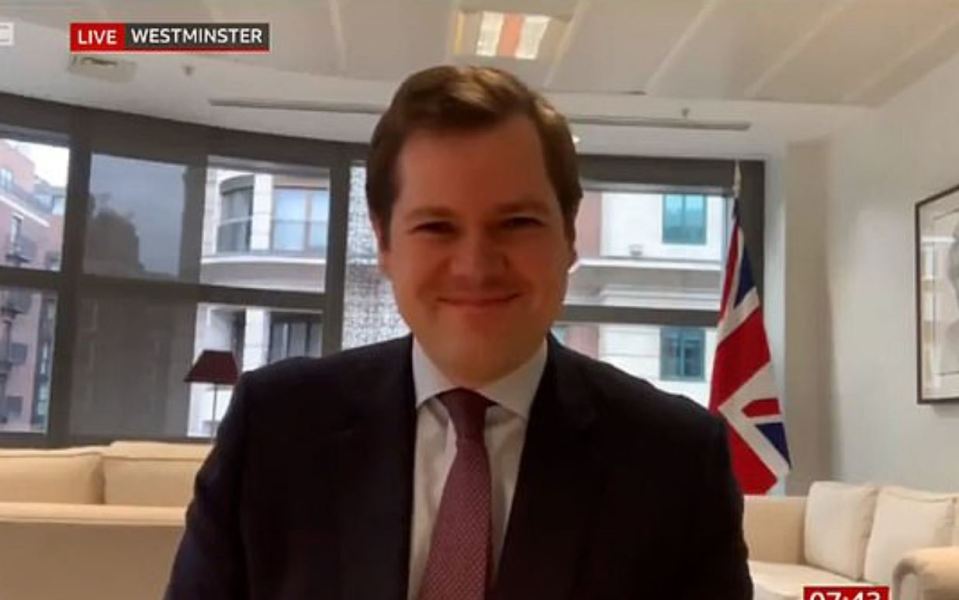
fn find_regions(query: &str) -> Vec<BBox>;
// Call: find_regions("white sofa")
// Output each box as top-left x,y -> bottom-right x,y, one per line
4,444 -> 957,600
744,481 -> 959,600
0,442 -> 210,600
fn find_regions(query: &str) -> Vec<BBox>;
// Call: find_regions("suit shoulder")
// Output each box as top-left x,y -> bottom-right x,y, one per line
240,335 -> 409,389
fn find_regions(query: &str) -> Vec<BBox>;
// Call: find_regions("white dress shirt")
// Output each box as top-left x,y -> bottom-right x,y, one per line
406,338 -> 547,600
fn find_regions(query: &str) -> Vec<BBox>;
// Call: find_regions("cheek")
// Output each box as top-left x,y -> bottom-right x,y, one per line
512,247 -> 570,294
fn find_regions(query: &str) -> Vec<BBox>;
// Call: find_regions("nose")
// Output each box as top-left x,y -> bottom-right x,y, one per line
448,229 -> 507,282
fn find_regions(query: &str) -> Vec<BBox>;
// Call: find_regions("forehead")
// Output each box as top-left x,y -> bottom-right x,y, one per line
394,114 -> 555,213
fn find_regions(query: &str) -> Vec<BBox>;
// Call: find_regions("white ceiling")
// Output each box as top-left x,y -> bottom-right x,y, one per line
2,0 -> 959,157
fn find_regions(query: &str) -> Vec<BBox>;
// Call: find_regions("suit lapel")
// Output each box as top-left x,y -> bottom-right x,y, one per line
495,338 -> 602,600
334,335 -> 417,600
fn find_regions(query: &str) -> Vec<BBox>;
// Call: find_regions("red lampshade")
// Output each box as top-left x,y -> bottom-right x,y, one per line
185,350 -> 239,385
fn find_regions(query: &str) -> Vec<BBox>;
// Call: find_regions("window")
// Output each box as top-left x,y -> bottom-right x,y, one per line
662,194 -> 707,245
660,327 -> 706,381
0,138 -> 67,273
271,187 -> 329,253
550,325 -> 568,344
9,214 -> 22,245
86,154 -> 198,280
0,96 -> 764,446
216,186 -> 253,253
1,396 -> 23,423
0,287 -> 57,433
201,161 -> 330,293
38,341 -> 51,377
268,313 -> 322,363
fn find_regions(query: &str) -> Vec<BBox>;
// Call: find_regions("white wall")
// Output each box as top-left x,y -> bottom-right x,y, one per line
777,49 -> 959,492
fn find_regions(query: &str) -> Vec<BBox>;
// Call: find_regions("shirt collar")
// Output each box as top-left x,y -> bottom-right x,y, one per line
412,337 -> 547,421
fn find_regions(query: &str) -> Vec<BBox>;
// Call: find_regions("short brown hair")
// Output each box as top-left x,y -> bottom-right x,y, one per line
366,65 -> 582,245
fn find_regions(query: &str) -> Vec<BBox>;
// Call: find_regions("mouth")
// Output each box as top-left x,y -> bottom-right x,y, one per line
439,293 -> 520,308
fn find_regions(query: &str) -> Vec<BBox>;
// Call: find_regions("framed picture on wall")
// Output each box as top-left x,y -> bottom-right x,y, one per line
916,183 -> 959,403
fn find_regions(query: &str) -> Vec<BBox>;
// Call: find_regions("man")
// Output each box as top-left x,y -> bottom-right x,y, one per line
167,65 -> 752,599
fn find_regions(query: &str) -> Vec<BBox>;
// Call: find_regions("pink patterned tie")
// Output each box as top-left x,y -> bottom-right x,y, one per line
417,388 -> 493,600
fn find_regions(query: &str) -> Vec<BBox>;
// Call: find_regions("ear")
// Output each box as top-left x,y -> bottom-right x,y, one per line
371,216 -> 392,279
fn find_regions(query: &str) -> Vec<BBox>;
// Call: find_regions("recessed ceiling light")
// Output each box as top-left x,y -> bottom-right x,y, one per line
453,10 -> 567,61
572,134 -> 581,145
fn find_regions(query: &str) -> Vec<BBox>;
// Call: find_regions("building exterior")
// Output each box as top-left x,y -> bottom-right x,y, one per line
0,140 -> 64,432
193,167 -> 725,433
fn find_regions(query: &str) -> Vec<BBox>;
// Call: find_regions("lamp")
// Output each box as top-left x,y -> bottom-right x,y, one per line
185,350 -> 239,438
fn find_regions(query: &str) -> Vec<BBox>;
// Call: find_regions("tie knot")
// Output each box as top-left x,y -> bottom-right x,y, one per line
438,388 -> 491,443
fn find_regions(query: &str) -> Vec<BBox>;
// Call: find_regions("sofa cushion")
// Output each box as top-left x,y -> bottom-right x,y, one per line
863,487 -> 956,585
749,560 -> 865,600
0,446 -> 105,504
103,441 -> 211,507
803,481 -> 879,580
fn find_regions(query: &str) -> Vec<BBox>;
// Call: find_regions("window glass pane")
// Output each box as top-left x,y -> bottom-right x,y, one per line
0,138 -> 68,272
271,187 -> 327,253
0,287 -> 57,434
274,188 -> 307,220
343,165 -> 409,348
308,190 -> 330,251
569,188 -> 725,309
660,329 -> 680,379
554,322 -> 715,407
308,222 -> 327,251
289,321 -> 307,355
310,190 -> 328,222
71,290 -> 321,438
660,326 -> 707,381
272,222 -> 305,251
222,188 -> 252,220
200,161 -> 330,292
88,156 -> 330,291
87,154 -> 198,280
663,194 -> 683,232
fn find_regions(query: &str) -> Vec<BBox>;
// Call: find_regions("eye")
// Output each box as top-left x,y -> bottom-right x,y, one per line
412,221 -> 455,234
503,216 -> 542,229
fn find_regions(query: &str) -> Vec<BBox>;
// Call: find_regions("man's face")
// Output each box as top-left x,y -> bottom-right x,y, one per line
374,114 -> 575,385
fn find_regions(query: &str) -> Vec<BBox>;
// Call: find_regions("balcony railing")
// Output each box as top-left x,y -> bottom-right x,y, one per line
1,289 -> 32,315
0,180 -> 54,214
5,237 -> 37,266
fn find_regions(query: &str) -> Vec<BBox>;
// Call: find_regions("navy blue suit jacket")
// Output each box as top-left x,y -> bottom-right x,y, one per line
166,334 -> 752,599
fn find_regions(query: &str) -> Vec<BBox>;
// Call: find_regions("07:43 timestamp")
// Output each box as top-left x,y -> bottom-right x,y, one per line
804,586 -> 890,600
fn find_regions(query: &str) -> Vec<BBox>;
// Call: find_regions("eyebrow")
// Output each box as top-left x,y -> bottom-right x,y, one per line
402,197 -> 552,222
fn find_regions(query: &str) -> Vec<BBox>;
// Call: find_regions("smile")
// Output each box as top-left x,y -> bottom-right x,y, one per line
439,294 -> 519,307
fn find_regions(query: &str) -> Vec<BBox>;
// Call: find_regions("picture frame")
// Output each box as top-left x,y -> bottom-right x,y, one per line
915,183 -> 959,404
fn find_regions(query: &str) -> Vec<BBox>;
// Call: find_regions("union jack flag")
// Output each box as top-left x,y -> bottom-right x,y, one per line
708,202 -> 790,495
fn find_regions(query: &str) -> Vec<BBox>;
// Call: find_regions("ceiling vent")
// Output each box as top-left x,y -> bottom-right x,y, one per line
68,55 -> 137,83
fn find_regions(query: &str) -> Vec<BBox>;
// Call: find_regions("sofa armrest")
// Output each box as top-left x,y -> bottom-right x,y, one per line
0,501 -> 185,525
0,502 -> 186,600
893,547 -> 959,600
742,495 -> 806,564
